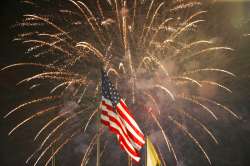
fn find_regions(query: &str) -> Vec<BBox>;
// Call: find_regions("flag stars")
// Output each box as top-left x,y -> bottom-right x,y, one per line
102,70 -> 121,106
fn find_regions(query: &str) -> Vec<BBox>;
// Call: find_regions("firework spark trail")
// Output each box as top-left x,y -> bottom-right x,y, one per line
50,81 -> 75,94
177,95 -> 218,120
194,96 -> 240,119
200,80 -> 232,93
180,47 -> 234,62
4,96 -> 61,118
182,68 -> 236,77
39,109 -> 86,149
17,72 -> 85,85
0,63 -> 60,71
144,92 -> 161,114
142,2 -> 165,45
34,109 -> 73,141
139,0 -> 155,43
168,116 -> 211,165
155,84 -> 175,101
80,133 -> 98,166
150,18 -> 174,44
171,76 -> 202,87
33,126 -> 83,166
145,52 -> 169,76
170,1 -> 202,12
150,111 -> 178,163
156,143 -> 167,166
32,134 -> 64,166
169,20 -> 205,41
175,108 -> 218,144
4,0 -> 241,165
27,124 -> 81,164
83,108 -> 98,133
44,129 -> 82,166
68,0 -> 105,46
23,14 -> 73,39
30,108 -> 95,166
76,42 -> 105,61
8,105 -> 64,136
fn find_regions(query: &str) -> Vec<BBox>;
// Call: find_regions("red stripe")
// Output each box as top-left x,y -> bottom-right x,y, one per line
101,99 -> 142,160
116,104 -> 145,140
103,119 -> 139,157
119,100 -> 144,138
102,100 -> 144,141
102,100 -> 144,147
101,119 -> 109,127
102,110 -> 135,148
100,107 -> 139,157
119,140 -> 140,162
120,99 -> 134,117
118,136 -> 140,161
127,130 -> 144,147
102,101 -> 113,111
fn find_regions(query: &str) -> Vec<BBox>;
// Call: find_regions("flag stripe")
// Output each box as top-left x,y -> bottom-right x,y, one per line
100,115 -> 138,158
102,100 -> 144,148
119,138 -> 140,162
101,105 -> 135,152
120,99 -> 144,135
116,108 -> 145,147
100,117 -> 140,161
101,103 -> 140,158
101,107 -> 142,150
117,102 -> 145,142
101,117 -> 140,162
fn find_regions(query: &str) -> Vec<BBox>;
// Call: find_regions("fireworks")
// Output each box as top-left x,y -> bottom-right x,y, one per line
3,0 -> 241,165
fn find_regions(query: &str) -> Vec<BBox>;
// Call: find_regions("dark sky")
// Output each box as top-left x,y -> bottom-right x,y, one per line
0,1 -> 250,166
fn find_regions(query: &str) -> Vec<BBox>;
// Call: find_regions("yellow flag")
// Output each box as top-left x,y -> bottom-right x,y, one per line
147,137 -> 161,166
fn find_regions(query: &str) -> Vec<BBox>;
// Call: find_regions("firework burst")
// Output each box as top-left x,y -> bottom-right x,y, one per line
3,0 -> 241,165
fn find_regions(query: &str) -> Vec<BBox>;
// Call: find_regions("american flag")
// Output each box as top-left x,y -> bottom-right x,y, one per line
100,69 -> 145,162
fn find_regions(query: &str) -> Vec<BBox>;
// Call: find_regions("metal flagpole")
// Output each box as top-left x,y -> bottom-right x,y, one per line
121,0 -> 132,165
128,155 -> 133,166
96,105 -> 101,166
145,137 -> 147,166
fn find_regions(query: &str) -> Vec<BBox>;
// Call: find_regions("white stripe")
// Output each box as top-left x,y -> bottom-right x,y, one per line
117,114 -> 145,147
117,113 -> 144,149
102,97 -> 112,106
102,105 -> 128,137
117,103 -> 145,143
119,100 -> 144,134
100,114 -> 109,122
102,97 -> 145,148
119,137 -> 140,162
101,103 -> 138,154
101,96 -> 142,160
106,118 -> 138,158
101,107 -> 141,151
130,139 -> 142,150
101,107 -> 141,150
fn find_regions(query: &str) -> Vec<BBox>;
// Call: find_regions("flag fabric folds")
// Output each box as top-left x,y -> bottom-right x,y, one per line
100,70 -> 145,162
147,138 -> 161,166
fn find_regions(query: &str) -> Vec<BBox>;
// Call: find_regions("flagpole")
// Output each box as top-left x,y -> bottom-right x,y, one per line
96,105 -> 101,166
145,137 -> 147,166
121,0 -> 132,165
128,155 -> 132,166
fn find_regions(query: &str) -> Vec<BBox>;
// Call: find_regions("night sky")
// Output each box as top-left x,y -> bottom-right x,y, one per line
1,0 -> 250,166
